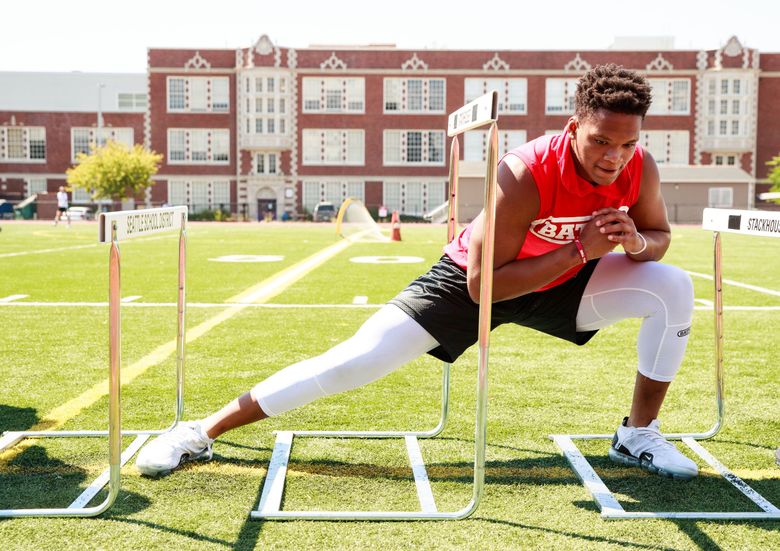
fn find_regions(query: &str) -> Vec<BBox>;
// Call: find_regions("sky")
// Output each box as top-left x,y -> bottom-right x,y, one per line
0,0 -> 776,73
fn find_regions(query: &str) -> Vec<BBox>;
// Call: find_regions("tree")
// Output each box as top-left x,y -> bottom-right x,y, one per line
66,141 -> 162,203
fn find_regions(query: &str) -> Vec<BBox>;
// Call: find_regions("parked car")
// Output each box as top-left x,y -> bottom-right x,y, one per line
312,202 -> 336,222
66,206 -> 94,220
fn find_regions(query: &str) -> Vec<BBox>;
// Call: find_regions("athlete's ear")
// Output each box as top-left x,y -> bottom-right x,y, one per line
567,117 -> 578,139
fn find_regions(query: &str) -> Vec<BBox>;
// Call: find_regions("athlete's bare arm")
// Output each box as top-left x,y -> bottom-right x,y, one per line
466,156 -> 615,303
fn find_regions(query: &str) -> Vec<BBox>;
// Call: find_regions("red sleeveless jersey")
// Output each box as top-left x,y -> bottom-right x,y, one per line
443,132 -> 644,291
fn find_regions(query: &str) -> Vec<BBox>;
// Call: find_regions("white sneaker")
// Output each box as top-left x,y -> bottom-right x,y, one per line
136,422 -> 214,476
609,417 -> 698,480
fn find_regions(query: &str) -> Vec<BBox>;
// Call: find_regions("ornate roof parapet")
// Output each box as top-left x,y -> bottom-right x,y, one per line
320,52 -> 347,70
646,53 -> 673,71
563,53 -> 591,72
184,51 -> 211,70
401,53 -> 428,71
483,53 -> 509,71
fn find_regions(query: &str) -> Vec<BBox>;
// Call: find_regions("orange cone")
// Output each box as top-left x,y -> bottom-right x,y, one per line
390,210 -> 402,241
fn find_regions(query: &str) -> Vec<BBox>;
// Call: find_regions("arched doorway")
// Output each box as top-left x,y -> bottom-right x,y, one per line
256,187 -> 277,222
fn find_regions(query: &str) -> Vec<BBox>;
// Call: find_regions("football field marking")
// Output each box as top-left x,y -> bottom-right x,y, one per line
0,294 -> 28,302
687,270 -> 780,297
0,238 -> 352,464
0,233 -> 176,259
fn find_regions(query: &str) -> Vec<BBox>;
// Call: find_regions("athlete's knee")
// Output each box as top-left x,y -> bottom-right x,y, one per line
658,265 -> 694,319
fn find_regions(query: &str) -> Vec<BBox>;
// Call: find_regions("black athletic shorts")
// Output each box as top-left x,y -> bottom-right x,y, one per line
388,255 -> 600,363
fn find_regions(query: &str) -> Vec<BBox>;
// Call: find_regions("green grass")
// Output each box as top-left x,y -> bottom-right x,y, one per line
0,220 -> 779,550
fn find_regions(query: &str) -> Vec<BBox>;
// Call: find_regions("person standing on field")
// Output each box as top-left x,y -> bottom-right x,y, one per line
53,186 -> 70,227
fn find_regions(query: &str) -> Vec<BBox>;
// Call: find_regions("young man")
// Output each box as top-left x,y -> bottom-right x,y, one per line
137,64 -> 697,481
53,186 -> 70,227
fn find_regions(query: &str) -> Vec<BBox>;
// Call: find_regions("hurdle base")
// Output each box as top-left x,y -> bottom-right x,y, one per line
252,429 -> 483,521
550,433 -> 780,521
0,433 -> 149,517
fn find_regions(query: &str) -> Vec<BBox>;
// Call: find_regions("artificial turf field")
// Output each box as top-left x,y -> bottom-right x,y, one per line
0,220 -> 778,550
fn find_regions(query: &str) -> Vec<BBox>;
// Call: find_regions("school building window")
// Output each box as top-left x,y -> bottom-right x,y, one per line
382,181 -> 446,216
383,130 -> 445,165
464,130 -> 527,161
646,79 -> 690,115
545,78 -> 578,114
118,93 -> 148,110
71,127 -> 134,161
301,180 -> 365,213
167,77 -> 230,113
302,77 -> 365,113
167,180 -> 231,212
0,127 -> 46,162
167,129 -> 229,164
464,78 -> 527,114
255,152 -> 279,175
302,129 -> 364,165
638,131 -> 689,164
384,78 -> 446,113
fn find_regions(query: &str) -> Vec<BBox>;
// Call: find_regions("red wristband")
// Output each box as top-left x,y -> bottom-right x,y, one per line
573,238 -> 587,264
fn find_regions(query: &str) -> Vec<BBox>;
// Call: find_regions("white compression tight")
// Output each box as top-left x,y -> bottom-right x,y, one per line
575,253 -> 694,382
251,253 -> 694,416
251,304 -> 439,416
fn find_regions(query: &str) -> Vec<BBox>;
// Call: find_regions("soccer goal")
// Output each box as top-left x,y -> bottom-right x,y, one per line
0,206 -> 189,518
335,198 -> 390,242
252,90 -> 499,520
551,207 -> 780,520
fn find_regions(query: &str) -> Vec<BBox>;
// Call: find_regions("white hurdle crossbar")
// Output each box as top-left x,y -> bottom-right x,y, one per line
550,207 -> 780,520
252,91 -> 500,521
0,206 -> 189,518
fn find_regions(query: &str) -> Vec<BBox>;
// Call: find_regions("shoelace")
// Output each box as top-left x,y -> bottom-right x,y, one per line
630,426 -> 675,454
156,425 -> 209,452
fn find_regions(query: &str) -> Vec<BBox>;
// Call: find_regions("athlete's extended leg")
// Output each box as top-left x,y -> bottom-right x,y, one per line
575,252 -> 697,479
136,304 -> 439,475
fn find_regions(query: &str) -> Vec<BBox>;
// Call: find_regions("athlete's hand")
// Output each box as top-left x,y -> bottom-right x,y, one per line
590,207 -> 644,253
578,213 -> 619,260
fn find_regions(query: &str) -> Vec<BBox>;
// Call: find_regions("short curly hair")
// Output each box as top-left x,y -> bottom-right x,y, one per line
574,64 -> 653,119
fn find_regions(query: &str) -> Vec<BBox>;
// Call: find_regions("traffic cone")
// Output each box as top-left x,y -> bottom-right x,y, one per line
390,210 -> 402,241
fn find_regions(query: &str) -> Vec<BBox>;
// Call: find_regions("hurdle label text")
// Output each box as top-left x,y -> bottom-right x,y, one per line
126,211 -> 174,236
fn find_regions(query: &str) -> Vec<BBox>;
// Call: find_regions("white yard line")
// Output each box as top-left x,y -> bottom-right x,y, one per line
0,301 -> 383,309
687,270 -> 780,297
0,294 -> 28,302
0,233 -> 175,259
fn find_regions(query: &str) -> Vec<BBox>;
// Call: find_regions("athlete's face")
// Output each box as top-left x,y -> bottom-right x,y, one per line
568,109 -> 642,186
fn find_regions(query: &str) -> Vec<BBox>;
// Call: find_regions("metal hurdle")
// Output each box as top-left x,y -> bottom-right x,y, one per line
550,207 -> 780,520
252,91 -> 499,521
0,206 -> 188,517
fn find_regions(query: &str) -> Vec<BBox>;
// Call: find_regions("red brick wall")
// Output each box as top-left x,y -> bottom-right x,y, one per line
757,74 -> 780,179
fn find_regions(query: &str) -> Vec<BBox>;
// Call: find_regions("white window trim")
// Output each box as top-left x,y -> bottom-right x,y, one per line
381,180 -> 447,216
383,130 -> 446,166
71,127 -> 134,162
708,187 -> 733,208
464,78 -> 528,115
167,180 -> 231,212
0,126 -> 46,163
544,78 -> 578,115
301,180 -> 366,213
166,76 -> 231,114
302,77 -> 366,114
383,77 -> 447,114
166,129 -> 230,165
647,78 -> 691,116
301,129 -> 365,166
